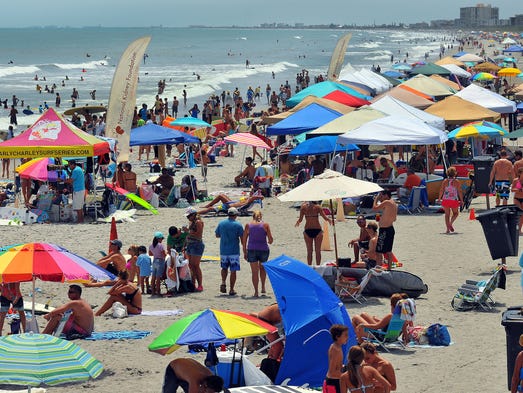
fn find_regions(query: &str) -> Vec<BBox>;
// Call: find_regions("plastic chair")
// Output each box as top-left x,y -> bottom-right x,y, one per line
363,306 -> 406,352
398,186 -> 425,214
335,268 -> 384,304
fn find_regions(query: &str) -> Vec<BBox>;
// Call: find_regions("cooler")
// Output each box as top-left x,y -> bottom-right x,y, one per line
214,351 -> 244,388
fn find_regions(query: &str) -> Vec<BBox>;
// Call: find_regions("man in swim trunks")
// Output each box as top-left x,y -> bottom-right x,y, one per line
373,191 -> 397,271
234,157 -> 256,186
42,284 -> 94,338
489,150 -> 513,206
162,358 -> 224,393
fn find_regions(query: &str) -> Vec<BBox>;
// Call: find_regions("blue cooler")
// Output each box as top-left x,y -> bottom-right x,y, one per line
214,351 -> 244,388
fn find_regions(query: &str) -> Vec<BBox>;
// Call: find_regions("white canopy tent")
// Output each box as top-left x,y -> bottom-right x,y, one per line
338,64 -> 392,94
455,83 -> 516,114
370,95 -> 446,129
440,64 -> 472,78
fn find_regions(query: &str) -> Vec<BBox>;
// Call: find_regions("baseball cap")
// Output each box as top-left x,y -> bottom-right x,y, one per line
154,231 -> 164,239
228,207 -> 239,216
110,239 -> 122,248
185,207 -> 197,217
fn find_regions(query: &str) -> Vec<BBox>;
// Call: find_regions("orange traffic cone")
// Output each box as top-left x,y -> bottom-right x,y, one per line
469,208 -> 476,221
321,219 -> 332,251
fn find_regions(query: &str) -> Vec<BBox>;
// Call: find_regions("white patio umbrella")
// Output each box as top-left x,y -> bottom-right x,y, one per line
278,169 -> 383,261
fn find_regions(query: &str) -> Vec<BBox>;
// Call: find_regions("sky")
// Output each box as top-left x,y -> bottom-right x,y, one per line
3,0 -> 522,27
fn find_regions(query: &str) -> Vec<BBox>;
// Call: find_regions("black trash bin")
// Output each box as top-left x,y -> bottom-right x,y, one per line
501,205 -> 522,257
501,307 -> 523,390
472,156 -> 495,194
476,208 -> 513,259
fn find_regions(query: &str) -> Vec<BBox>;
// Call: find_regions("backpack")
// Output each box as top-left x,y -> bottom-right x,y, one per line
426,323 -> 451,346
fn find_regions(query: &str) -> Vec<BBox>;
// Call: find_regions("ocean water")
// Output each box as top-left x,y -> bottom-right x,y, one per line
0,27 -> 454,130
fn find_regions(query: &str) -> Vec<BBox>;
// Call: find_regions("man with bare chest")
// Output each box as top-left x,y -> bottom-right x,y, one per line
489,150 -> 513,206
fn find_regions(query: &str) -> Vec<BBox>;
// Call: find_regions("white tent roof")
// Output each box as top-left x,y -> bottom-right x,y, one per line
502,37 -> 517,45
456,53 -> 484,62
370,95 -> 446,129
440,64 -> 472,78
339,65 -> 391,94
337,115 -> 448,146
455,83 -> 516,114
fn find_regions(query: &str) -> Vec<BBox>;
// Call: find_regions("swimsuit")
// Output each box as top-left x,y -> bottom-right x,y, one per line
323,378 -> 341,393
348,369 -> 374,393
63,314 -> 90,338
376,226 -> 395,254
304,228 -> 323,239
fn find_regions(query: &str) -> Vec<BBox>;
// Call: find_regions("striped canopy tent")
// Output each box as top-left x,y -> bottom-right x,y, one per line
285,81 -> 371,108
399,74 -> 455,99
0,108 -> 110,159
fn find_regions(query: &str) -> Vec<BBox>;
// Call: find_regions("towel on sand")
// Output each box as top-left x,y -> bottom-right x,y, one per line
84,330 -> 151,340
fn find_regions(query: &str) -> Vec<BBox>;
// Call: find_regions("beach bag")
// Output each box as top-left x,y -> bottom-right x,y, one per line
112,302 -> 128,318
426,323 -> 451,346
406,325 -> 428,345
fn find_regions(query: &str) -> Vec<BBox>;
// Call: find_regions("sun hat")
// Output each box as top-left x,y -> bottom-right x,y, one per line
154,231 -> 164,239
228,207 -> 239,216
185,207 -> 197,217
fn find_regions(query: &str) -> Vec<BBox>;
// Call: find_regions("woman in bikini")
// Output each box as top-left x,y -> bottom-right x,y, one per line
360,342 -> 396,392
340,346 -> 391,393
295,201 -> 332,266
512,167 -> 523,235
438,166 -> 463,234
185,207 -> 205,292
95,271 -> 142,316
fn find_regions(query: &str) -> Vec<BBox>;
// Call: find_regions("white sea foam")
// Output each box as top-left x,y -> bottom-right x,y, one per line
52,59 -> 109,70
350,42 -> 383,49
0,66 -> 40,78
364,54 -> 392,61
294,36 -> 302,39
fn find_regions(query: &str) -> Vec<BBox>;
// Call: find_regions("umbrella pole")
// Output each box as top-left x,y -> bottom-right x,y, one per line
329,199 -> 339,263
32,276 -> 36,321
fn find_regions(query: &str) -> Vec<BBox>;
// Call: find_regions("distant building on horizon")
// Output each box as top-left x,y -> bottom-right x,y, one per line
458,3 -> 499,27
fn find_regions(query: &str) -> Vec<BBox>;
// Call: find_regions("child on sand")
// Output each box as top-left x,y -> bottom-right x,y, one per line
324,324 -> 349,393
136,246 -> 151,294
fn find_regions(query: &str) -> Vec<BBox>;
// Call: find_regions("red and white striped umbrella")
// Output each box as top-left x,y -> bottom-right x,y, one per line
224,132 -> 272,150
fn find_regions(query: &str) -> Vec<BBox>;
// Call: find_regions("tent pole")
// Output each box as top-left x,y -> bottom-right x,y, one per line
329,199 -> 339,263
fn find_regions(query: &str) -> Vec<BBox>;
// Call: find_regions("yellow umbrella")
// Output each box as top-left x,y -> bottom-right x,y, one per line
498,67 -> 522,77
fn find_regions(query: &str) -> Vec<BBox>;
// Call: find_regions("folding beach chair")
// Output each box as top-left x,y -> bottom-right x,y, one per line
451,266 -> 502,311
363,305 -> 406,352
398,186 -> 425,214
335,268 -> 384,304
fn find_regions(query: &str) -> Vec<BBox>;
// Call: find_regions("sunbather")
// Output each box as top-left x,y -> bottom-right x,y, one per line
95,271 -> 142,316
196,192 -> 263,215
340,346 -> 391,393
360,342 -> 397,392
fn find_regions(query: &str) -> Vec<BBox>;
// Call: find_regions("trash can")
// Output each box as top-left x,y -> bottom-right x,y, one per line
476,208 -> 514,259
501,205 -> 522,257
472,156 -> 495,194
501,307 -> 523,390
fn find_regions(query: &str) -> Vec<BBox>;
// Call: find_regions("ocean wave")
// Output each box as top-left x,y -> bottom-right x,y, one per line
0,65 -> 40,78
350,42 -> 383,49
348,50 -> 392,56
364,54 -> 392,61
51,59 -> 109,70
294,36 -> 302,39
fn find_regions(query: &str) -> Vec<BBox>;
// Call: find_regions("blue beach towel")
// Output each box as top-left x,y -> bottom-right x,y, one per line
84,330 -> 151,340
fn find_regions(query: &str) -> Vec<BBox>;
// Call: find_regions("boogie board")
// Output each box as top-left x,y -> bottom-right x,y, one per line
23,109 -> 34,115
23,301 -> 55,314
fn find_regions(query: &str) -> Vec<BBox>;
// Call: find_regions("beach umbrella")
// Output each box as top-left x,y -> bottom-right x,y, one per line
504,57 -> 517,63
289,136 -> 359,156
15,157 -> 67,182
447,121 -> 507,140
472,72 -> 496,81
0,333 -> 103,390
498,67 -> 522,77
392,63 -> 412,71
278,169 -> 383,261
105,183 -> 158,215
383,70 -> 404,78
473,62 -> 501,73
224,132 -> 272,150
456,53 -> 484,62
169,117 -> 211,128
148,308 -> 277,355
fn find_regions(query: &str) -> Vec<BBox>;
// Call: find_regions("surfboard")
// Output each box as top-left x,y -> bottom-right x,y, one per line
327,33 -> 352,81
23,301 -> 55,314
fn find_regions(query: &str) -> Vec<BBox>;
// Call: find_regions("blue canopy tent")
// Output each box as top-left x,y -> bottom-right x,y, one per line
285,81 -> 371,108
266,103 -> 343,136
289,135 -> 359,155
130,123 -> 200,146
264,255 -> 356,387
452,51 -> 468,58
502,45 -> 523,53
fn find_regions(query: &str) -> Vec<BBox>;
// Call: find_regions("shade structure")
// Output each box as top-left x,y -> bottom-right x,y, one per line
425,95 -> 502,125
278,169 -> 382,202
503,127 -> 523,139
452,51 -> 469,58
262,96 -> 354,125
338,80 -> 376,96
392,63 -> 412,71
498,67 -> 522,77
435,56 -> 466,67
169,117 -> 211,128
338,67 -> 392,95
266,103 -> 343,136
322,90 -> 371,107
0,243 -> 115,284
372,86 -> 434,109
472,72 -> 496,81
473,62 -> 501,73
289,136 -> 359,156
224,132 -> 272,149
148,308 -> 277,355
410,62 -> 451,76
440,63 -> 472,78
456,83 -> 516,114
15,157 -> 67,182
501,37 -> 517,45
307,107 -> 387,137
285,81 -> 371,108
370,95 -> 445,129
0,108 -> 110,159
105,183 -> 158,214
456,53 -> 484,62
448,121 -> 507,140
398,84 -> 436,102
337,115 -> 448,146
130,123 -> 199,146
0,333 -> 103,388
399,74 -> 455,98
63,105 -> 106,116
382,70 -> 404,78
264,255 -> 356,387
429,74 -> 462,91
502,45 -> 523,53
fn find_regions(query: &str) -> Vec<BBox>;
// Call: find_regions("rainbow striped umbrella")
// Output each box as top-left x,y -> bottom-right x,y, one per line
472,72 -> 496,81
0,333 -> 103,389
148,308 -> 277,355
448,121 -> 507,140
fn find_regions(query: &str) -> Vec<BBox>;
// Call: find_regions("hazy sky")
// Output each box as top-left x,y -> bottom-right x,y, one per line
4,1 -> 522,27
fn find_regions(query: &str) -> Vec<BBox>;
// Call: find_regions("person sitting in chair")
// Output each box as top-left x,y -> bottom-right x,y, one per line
348,215 -> 371,263
399,168 -> 421,198
122,163 -> 137,193
196,192 -> 264,215
180,174 -> 198,203
234,157 -> 256,186
151,168 -> 174,200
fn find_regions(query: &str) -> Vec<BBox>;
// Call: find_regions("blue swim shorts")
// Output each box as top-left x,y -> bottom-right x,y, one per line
220,255 -> 240,271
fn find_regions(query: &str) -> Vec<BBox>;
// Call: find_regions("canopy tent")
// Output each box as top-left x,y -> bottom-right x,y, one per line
0,108 -> 110,158
503,128 -> 523,139
473,62 -> 501,73
409,63 -> 451,76
435,56 -> 466,67
398,84 -> 435,101
261,96 -> 355,125
338,80 -> 376,96
266,103 -> 344,136
129,123 -> 199,146
399,74 -> 455,98
501,37 -> 518,45
289,136 -> 359,156
285,81 -> 371,108
380,74 -> 402,87
307,107 -> 387,137
339,66 -> 392,94
372,85 -> 434,109
429,74 -> 461,91
425,96 -> 501,125
439,64 -> 472,78
370,95 -> 445,129
455,83 -> 516,114
337,115 -> 448,146
503,45 -> 523,53
453,51 -> 469,58
322,90 -> 371,107
456,53 -> 484,62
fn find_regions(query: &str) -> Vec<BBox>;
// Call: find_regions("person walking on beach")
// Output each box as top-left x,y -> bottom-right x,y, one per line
372,190 -> 397,270
216,207 -> 244,296
149,232 -> 167,297
439,166 -> 463,234
65,159 -> 85,223
55,92 -> 61,108
162,358 -> 224,393
182,89 -> 187,107
325,324 -> 349,393
0,282 -> 26,335
489,150 -> 513,206
295,201 -> 333,266
242,210 -> 273,297
185,207 -> 204,292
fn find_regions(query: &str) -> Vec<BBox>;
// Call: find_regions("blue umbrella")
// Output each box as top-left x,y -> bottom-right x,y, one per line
289,135 -> 359,156
392,63 -> 412,71
383,70 -> 404,78
264,255 -> 357,387
516,102 -> 523,112
170,117 -> 211,128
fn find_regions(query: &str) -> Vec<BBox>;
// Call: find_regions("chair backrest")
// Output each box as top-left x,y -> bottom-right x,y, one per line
408,186 -> 425,210
356,270 -> 374,295
382,306 -> 404,341
355,168 -> 373,182
476,268 -> 500,302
